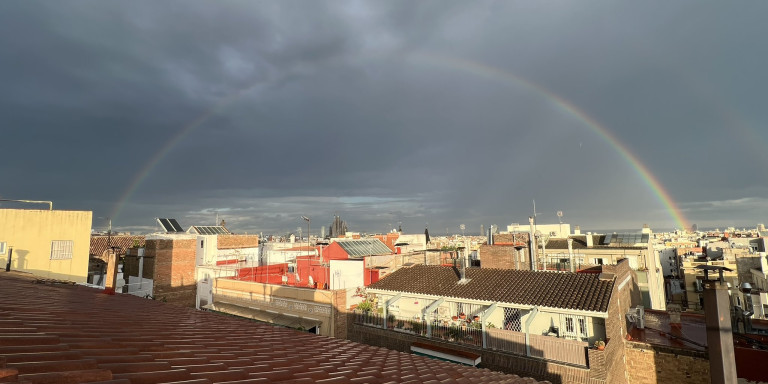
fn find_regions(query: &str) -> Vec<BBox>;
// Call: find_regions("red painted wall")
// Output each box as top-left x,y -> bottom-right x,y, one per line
735,347 -> 768,381
322,242 -> 350,263
235,251 -> 379,289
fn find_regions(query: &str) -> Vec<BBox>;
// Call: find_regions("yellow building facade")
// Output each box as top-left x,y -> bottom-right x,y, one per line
0,209 -> 92,282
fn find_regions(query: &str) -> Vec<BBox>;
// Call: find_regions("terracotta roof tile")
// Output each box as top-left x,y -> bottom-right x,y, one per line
0,272 -> 547,384
90,235 -> 146,258
368,265 -> 614,312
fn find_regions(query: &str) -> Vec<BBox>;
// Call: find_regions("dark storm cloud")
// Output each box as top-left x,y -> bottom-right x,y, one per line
2,1 -> 768,234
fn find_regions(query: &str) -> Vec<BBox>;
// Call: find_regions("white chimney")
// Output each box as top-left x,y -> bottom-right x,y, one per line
574,225 -> 581,236
586,232 -> 593,247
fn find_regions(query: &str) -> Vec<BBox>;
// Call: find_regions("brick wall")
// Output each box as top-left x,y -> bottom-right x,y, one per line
147,239 -> 197,307
625,342 -> 710,384
332,289 -> 347,339
479,245 -> 530,270
493,233 -> 529,244
348,321 -> 603,384
217,235 -> 260,250
601,259 -> 643,384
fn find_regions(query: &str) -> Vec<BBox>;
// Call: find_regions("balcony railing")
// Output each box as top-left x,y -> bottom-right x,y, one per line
352,311 -> 588,367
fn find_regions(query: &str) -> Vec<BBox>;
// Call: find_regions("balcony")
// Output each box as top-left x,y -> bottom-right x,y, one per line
353,311 -> 589,367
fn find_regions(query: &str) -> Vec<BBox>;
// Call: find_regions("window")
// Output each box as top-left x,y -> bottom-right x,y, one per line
200,240 -> 204,248
561,314 -> 588,340
595,258 -> 604,265
503,307 -> 522,331
565,317 -> 575,333
0,242 -> 6,255
50,240 -> 73,260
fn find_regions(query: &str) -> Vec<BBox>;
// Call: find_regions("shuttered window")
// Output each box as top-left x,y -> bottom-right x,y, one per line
50,240 -> 73,260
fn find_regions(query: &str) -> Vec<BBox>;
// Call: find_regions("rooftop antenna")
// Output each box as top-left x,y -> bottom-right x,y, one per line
557,210 -> 564,237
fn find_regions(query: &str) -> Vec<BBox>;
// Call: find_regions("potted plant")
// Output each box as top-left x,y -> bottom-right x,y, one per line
357,300 -> 373,313
451,315 -> 459,321
473,315 -> 480,322
594,340 -> 606,351
459,312 -> 466,320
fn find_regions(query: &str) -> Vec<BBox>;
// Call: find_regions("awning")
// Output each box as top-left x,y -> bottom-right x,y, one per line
208,302 -> 321,330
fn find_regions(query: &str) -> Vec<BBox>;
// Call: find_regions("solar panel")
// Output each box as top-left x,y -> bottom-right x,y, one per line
169,219 -> 184,232
157,218 -> 185,233
192,226 -> 229,235
157,218 -> 173,233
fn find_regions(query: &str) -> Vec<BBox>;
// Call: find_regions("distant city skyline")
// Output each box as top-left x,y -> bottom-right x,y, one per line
2,1 -> 767,235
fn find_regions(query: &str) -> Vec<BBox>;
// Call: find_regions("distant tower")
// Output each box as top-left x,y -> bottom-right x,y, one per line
329,215 -> 347,238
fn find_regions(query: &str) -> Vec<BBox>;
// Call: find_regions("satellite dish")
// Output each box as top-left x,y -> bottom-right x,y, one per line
557,211 -> 563,218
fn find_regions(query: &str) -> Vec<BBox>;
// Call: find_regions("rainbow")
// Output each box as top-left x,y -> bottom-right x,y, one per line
409,52 -> 690,230
112,52 -> 691,230
110,83 -> 262,221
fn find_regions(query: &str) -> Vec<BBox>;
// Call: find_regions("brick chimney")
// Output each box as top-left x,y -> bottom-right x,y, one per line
703,271 -> 738,383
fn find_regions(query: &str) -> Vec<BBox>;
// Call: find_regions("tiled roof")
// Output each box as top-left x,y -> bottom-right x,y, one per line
89,235 -> 145,257
0,272 -> 546,384
368,265 -> 614,313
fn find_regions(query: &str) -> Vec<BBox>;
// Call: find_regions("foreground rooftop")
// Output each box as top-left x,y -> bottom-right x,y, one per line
0,272 -> 543,384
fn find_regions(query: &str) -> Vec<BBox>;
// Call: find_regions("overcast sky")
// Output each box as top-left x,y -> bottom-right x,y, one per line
2,1 -> 767,235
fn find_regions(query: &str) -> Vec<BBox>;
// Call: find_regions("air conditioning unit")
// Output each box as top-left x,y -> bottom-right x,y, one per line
626,306 -> 645,329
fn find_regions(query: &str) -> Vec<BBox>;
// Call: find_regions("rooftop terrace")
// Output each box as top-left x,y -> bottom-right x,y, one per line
0,271 -> 543,384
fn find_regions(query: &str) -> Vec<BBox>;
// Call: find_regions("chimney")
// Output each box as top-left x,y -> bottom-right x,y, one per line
567,238 -> 575,272
487,226 -> 493,245
458,248 -> 470,284
586,232 -> 593,247
704,278 -> 738,383
573,225 -> 581,235
103,248 -> 118,295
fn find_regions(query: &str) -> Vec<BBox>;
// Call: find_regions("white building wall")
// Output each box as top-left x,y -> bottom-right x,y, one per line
330,259 -> 364,290
659,248 -> 678,277
506,223 -> 571,238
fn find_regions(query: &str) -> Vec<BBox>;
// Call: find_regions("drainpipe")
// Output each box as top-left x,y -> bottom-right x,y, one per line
525,307 -> 539,357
